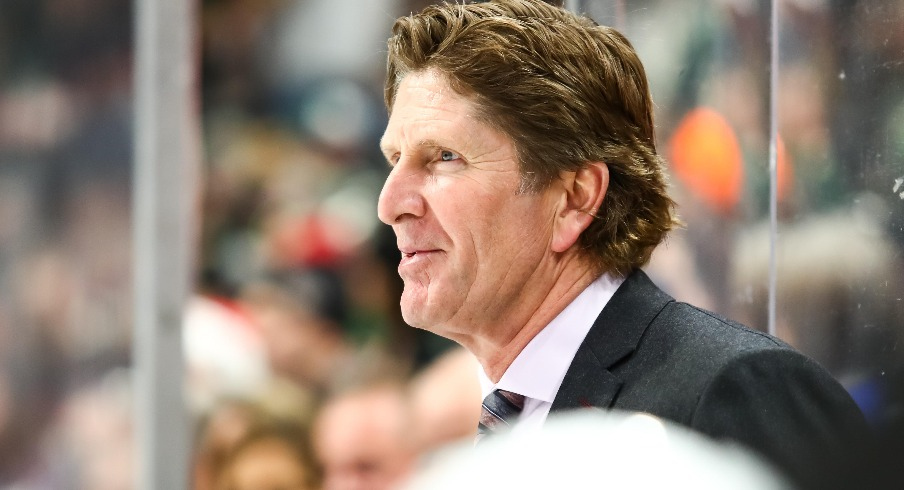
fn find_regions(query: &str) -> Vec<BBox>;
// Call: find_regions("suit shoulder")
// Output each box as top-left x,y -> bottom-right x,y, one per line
610,300 -> 805,423
612,301 -> 794,418
649,301 -> 791,359
689,342 -> 868,489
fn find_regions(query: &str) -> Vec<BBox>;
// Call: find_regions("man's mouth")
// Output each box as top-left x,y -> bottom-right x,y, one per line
400,249 -> 441,266
402,249 -> 438,257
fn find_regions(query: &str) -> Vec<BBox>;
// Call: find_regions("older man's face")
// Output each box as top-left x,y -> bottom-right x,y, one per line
378,70 -> 558,339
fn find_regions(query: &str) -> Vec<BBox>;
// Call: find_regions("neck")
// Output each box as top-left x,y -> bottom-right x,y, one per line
458,256 -> 600,383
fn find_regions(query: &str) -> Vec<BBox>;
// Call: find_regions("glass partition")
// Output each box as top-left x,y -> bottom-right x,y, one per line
773,0 -> 904,430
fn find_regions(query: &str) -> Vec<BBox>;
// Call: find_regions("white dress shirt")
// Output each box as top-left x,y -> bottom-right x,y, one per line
477,273 -> 624,433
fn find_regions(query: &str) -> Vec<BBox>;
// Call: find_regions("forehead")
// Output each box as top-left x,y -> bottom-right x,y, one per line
381,70 -> 485,151
392,69 -> 470,117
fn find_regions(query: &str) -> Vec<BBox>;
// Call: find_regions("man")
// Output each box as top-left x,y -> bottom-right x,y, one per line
376,1 -> 869,488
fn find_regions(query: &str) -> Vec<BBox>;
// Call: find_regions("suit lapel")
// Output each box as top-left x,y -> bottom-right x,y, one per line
551,269 -> 673,412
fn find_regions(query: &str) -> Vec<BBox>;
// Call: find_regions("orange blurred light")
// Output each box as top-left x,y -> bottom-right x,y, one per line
669,107 -> 744,214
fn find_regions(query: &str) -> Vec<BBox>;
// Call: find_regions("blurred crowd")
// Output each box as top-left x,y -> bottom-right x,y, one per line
0,0 -> 901,488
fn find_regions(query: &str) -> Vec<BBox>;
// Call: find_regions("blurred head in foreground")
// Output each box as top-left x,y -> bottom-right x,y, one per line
401,411 -> 790,490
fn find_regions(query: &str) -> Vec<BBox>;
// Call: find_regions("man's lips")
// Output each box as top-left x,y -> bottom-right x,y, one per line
399,249 -> 442,266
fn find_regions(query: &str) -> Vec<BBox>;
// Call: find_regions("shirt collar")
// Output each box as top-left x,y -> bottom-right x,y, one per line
478,272 -> 624,402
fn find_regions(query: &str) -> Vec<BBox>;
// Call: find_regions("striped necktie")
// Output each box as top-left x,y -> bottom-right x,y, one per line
477,389 -> 525,442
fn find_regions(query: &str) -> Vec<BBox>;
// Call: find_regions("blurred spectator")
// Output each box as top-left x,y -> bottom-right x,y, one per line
407,348 -> 482,454
202,0 -> 282,115
313,383 -> 416,490
193,399 -> 261,490
200,124 -> 344,288
193,380 -> 316,490
0,333 -> 65,487
57,370 -> 134,490
239,268 -> 356,394
215,419 -> 319,490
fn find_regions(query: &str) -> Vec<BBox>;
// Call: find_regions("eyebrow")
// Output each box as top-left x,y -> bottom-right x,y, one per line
380,138 -> 449,157
416,138 -> 445,148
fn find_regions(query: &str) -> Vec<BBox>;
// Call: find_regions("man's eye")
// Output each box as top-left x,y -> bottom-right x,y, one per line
440,150 -> 459,161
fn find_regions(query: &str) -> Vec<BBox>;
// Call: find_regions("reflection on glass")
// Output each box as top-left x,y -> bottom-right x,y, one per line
773,0 -> 904,432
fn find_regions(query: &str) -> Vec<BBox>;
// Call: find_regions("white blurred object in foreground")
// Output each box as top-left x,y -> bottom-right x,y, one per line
402,410 -> 790,490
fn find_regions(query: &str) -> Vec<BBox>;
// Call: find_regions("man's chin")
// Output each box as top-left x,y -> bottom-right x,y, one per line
400,303 -> 433,331
400,293 -> 442,332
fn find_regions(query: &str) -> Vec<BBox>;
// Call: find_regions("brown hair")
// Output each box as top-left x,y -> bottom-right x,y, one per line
217,419 -> 321,490
385,0 -> 679,276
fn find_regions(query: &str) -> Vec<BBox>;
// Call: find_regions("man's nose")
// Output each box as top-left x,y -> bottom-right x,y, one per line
377,161 -> 426,225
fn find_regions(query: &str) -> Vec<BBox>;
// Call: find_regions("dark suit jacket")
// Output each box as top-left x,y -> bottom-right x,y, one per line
550,269 -> 869,489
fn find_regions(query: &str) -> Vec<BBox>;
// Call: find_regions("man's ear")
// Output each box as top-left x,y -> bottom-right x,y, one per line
551,162 -> 609,253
